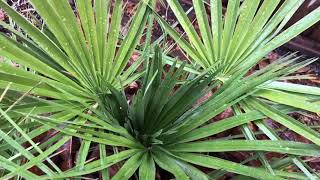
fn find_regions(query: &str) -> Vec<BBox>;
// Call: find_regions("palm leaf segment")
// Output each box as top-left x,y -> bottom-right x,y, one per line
0,0 -> 154,102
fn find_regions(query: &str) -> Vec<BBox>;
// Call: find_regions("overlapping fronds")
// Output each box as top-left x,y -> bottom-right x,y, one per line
0,0 -> 320,179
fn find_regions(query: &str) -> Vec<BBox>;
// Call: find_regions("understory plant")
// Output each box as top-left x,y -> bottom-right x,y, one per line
0,0 -> 154,101
0,0 -> 320,179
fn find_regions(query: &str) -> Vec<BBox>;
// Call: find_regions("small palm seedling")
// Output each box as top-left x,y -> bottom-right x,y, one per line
0,1 -> 155,174
157,0 -> 320,76
1,47 -> 317,179
0,0 -> 320,179
0,0 -> 154,102
152,0 -> 320,178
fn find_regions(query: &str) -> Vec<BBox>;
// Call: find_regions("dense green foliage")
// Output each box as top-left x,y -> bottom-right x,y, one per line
0,0 -> 320,179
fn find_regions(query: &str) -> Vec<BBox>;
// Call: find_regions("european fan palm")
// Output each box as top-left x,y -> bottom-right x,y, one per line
0,0 -> 320,179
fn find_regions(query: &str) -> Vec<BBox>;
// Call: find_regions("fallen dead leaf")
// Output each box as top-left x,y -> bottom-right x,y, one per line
0,10 -> 5,21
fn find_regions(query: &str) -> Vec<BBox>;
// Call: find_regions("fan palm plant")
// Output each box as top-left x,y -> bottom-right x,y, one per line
154,2 -> 320,124
156,0 -> 319,74
2,45 -> 320,179
0,1 -> 154,174
0,0 -> 320,179
0,0 -> 153,178
150,0 -> 320,178
0,0 -> 154,102
155,0 -> 320,108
